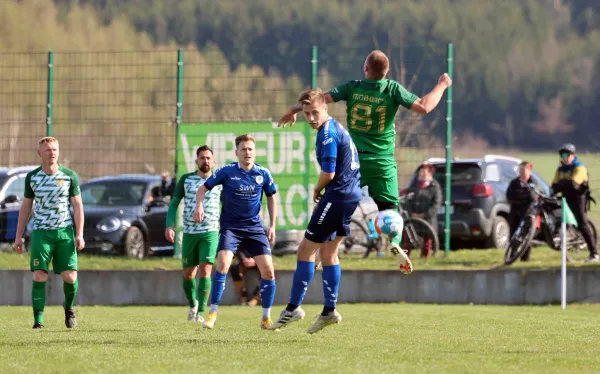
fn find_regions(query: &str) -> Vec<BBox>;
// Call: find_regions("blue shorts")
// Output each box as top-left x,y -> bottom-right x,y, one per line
305,198 -> 359,243
218,227 -> 271,257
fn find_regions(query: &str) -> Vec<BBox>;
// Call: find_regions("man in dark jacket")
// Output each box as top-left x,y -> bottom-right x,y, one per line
402,163 -> 442,258
551,143 -> 598,262
506,161 -> 537,261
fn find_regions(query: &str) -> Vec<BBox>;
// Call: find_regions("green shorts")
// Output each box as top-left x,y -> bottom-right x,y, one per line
30,227 -> 77,274
182,231 -> 218,268
359,154 -> 398,205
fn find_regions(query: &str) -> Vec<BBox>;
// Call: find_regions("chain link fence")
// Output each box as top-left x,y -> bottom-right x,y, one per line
0,45 -> 452,255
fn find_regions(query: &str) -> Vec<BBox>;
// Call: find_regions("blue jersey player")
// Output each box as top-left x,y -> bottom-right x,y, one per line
194,134 -> 278,330
269,89 -> 361,334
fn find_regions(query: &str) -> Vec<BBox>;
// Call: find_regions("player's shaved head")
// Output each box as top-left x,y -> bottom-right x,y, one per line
365,50 -> 389,80
298,88 -> 326,106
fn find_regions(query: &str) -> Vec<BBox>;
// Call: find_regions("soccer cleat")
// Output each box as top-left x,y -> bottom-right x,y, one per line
391,242 -> 413,274
585,254 -> 600,262
195,314 -> 205,323
32,322 -> 43,329
187,302 -> 199,321
261,317 -> 279,331
268,307 -> 306,330
203,312 -> 217,329
65,308 -> 77,329
306,310 -> 342,334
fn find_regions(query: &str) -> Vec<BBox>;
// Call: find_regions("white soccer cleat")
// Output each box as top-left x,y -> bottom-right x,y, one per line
391,242 -> 413,274
195,314 -> 205,323
307,310 -> 342,334
268,307 -> 306,330
187,303 -> 199,321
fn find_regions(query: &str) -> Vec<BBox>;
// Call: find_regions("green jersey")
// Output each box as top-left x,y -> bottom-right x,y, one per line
24,165 -> 81,230
328,79 -> 418,155
166,172 -> 221,234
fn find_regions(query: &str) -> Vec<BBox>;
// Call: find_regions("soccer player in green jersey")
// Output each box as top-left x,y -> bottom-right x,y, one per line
14,137 -> 85,329
279,50 -> 452,274
165,145 -> 222,323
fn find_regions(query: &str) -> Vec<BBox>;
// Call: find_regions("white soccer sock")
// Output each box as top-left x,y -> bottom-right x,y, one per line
262,307 -> 271,319
209,304 -> 218,314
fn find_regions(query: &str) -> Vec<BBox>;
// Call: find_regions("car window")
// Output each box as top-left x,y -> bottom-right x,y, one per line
81,181 -> 147,206
4,176 -> 25,200
484,164 -> 500,182
498,162 -> 518,185
434,164 -> 483,186
408,163 -> 483,187
530,171 -> 550,195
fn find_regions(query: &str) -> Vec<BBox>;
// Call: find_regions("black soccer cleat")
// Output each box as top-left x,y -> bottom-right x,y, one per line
32,322 -> 43,329
65,308 -> 77,328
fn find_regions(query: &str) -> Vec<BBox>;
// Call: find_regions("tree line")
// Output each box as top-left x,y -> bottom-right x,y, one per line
2,0 -> 600,179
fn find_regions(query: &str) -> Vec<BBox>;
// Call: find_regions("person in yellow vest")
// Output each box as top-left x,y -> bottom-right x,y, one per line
551,143 -> 598,261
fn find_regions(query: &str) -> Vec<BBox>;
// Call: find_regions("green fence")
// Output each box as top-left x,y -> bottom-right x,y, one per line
0,44 -> 453,254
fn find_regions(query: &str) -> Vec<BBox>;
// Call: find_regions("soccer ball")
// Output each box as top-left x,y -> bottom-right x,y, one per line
376,210 -> 404,239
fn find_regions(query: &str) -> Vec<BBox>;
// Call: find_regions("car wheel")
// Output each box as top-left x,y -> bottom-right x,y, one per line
487,216 -> 510,250
124,226 -> 147,259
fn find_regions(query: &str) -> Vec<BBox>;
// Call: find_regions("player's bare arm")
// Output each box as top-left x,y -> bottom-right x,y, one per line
266,193 -> 277,244
410,73 -> 452,114
13,197 -> 33,254
193,185 -> 208,223
278,94 -> 334,128
313,171 -> 335,203
70,194 -> 85,251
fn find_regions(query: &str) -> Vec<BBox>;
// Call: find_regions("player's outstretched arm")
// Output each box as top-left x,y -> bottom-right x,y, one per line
410,73 -> 452,114
13,197 -> 33,254
194,185 -> 209,223
71,194 -> 85,251
266,194 -> 277,245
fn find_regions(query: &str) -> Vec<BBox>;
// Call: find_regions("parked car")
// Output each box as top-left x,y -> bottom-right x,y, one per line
0,166 -> 39,246
403,155 -> 553,250
77,174 -> 172,258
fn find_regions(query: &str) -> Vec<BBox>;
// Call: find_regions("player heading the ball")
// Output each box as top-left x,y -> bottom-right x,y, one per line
279,50 -> 452,274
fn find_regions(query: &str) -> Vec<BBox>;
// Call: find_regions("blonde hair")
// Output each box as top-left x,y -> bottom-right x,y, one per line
298,88 -> 326,106
366,50 -> 390,80
38,137 -> 58,148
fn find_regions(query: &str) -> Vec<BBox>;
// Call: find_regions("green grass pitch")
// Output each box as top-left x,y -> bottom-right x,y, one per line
1,304 -> 599,373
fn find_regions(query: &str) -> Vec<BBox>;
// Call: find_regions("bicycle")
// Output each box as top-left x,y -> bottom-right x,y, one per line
342,192 -> 439,258
398,192 -> 440,257
342,199 -> 383,258
504,187 -> 598,265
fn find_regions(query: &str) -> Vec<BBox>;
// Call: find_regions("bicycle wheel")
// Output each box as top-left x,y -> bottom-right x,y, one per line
565,220 -> 598,261
504,215 -> 537,265
343,219 -> 369,254
404,217 -> 440,257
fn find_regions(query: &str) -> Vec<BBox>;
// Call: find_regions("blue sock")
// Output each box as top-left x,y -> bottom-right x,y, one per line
259,278 -> 276,310
209,271 -> 227,311
322,264 -> 341,309
288,261 -> 315,308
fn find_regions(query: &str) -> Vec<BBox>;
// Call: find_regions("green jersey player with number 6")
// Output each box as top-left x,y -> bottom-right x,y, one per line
279,50 -> 452,273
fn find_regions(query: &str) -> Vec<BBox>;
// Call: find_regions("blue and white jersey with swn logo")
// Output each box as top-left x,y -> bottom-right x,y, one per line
204,162 -> 276,230
316,117 -> 362,202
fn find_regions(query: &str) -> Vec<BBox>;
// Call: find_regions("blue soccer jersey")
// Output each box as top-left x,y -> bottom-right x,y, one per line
316,117 -> 362,202
203,162 -> 276,230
